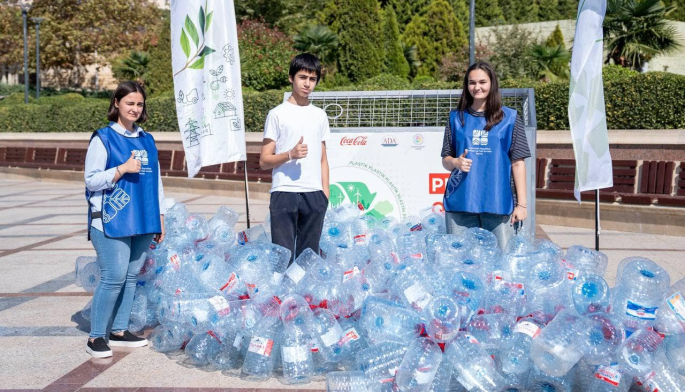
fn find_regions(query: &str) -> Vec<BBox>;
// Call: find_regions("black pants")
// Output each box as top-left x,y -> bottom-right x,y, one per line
269,191 -> 328,265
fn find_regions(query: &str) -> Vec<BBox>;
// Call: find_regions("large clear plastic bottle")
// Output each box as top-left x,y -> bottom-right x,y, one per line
662,334 -> 685,377
572,273 -> 611,315
359,295 -> 423,345
579,313 -> 625,365
466,312 -> 515,350
424,295 -> 460,343
326,370 -> 371,392
583,361 -> 631,392
281,248 -> 323,294
527,364 -> 574,392
394,337 -> 443,392
530,309 -> 584,377
427,353 -> 454,392
617,328 -> 663,378
391,265 -> 435,312
297,259 -> 343,309
280,326 -> 314,384
355,342 -> 409,389
499,315 -> 545,376
311,308 -> 344,363
445,332 -> 505,392
654,277 -> 685,335
612,257 -> 670,333
149,322 -> 191,353
395,232 -> 427,265
337,318 -> 369,370
241,320 -> 281,381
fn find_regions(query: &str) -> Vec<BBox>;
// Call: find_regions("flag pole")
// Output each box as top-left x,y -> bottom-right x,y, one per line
595,189 -> 600,251
243,161 -> 251,229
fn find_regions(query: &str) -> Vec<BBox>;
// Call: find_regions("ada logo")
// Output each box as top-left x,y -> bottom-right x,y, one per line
472,129 -> 488,146
340,136 -> 368,146
381,135 -> 398,147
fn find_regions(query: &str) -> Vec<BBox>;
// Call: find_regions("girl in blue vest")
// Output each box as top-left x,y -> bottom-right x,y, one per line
84,81 -> 166,358
441,62 -> 530,249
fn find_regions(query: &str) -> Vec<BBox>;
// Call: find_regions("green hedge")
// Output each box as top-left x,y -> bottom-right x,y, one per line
1,69 -> 684,132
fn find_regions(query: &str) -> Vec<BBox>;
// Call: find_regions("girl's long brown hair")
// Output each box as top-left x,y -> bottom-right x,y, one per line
457,61 -> 503,131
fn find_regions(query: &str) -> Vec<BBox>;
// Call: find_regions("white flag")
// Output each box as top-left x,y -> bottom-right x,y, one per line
171,0 -> 246,178
569,0 -> 613,202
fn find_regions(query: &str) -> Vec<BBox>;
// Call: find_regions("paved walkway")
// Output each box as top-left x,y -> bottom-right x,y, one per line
0,177 -> 683,392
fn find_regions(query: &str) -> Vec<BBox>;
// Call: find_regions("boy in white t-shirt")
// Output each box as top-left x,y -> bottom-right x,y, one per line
259,53 -> 330,264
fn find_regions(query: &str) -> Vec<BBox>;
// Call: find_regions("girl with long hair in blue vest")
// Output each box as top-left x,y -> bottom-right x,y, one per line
441,62 -> 531,249
84,81 -> 166,357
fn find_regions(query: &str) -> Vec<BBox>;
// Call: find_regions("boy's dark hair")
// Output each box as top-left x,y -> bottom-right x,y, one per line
289,53 -> 322,81
107,81 -> 148,123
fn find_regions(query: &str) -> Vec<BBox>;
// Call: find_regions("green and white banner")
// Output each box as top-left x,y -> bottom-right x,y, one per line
569,0 -> 613,201
171,0 -> 246,178
327,131 -> 447,220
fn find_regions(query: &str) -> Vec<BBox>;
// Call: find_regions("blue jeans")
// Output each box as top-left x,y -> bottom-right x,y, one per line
445,211 -> 516,250
89,227 -> 153,339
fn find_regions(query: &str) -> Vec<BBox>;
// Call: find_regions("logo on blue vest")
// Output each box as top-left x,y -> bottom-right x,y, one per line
472,129 -> 488,145
102,184 -> 131,223
133,150 -> 149,165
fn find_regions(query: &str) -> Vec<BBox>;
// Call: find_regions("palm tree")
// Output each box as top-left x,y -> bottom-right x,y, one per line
293,24 -> 339,67
530,44 -> 571,81
113,51 -> 150,85
603,0 -> 682,71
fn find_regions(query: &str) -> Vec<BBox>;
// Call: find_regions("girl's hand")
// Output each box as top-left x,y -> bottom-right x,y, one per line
511,205 -> 527,224
121,151 -> 142,174
455,149 -> 472,172
154,215 -> 165,243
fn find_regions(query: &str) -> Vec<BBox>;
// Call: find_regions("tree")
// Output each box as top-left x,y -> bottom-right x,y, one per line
146,11 -> 173,96
28,0 -> 162,84
402,42 -> 421,77
385,0 -> 430,32
667,0 -> 685,21
557,0 -> 579,19
0,6 -> 23,69
294,25 -> 339,69
448,0 -> 471,37
238,19 -> 297,91
236,0 -> 329,36
402,0 -> 467,77
537,0 -> 562,21
546,24 -> 566,48
516,0 -> 540,23
381,8 -> 410,78
334,0 -> 384,82
113,51 -> 150,85
476,0 -> 506,26
531,44 -> 571,80
604,0 -> 682,70
487,24 -> 538,80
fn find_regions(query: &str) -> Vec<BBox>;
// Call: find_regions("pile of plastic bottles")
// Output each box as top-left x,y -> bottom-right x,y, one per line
76,202 -> 685,392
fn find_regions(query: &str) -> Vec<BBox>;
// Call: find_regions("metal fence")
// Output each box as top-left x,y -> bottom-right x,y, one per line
284,89 -> 538,232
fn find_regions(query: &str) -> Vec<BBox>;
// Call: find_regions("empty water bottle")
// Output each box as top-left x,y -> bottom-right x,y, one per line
445,332 -> 506,392
241,321 -> 280,381
424,295 -> 460,343
326,370 -> 371,392
617,328 -> 663,377
311,308 -> 344,362
580,313 -> 625,365
530,309 -> 584,377
499,315 -> 545,375
79,261 -> 100,292
280,326 -> 314,384
394,337 -> 442,392
572,273 -> 611,315
282,248 -> 323,294
360,295 -> 423,345
355,342 -> 409,387
654,277 -> 685,336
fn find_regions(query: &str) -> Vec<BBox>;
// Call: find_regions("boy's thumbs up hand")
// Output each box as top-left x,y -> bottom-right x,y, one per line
290,136 -> 308,159
457,149 -> 472,172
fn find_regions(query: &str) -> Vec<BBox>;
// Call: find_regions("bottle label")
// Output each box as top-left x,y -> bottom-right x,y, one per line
434,328 -> 458,341
208,295 -> 230,316
639,371 -> 660,392
514,320 -> 541,339
271,271 -> 283,286
403,282 -> 433,310
354,233 -> 368,245
310,340 -> 319,353
413,369 -> 435,385
219,272 -> 239,293
343,266 -> 360,282
410,253 -> 423,259
566,269 -> 580,281
233,333 -> 244,349
594,363 -> 622,386
285,263 -> 306,284
390,252 -> 400,264
464,333 -> 480,345
245,283 -> 258,297
248,336 -> 273,356
207,330 -> 221,343
380,367 -> 399,383
282,345 -> 309,363
666,292 -> 685,322
492,270 -> 505,281
339,327 -> 360,346
320,323 -> 343,347
625,300 -> 658,320
456,374 -> 476,391
168,253 -> 181,271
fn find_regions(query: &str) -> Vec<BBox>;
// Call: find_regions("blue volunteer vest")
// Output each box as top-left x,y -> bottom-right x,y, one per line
443,107 -> 517,215
86,126 -> 161,238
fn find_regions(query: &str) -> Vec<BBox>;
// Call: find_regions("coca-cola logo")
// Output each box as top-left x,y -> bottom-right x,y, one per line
340,136 -> 368,146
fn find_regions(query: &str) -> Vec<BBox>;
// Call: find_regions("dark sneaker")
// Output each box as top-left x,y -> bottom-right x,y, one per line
86,337 -> 113,358
108,331 -> 148,348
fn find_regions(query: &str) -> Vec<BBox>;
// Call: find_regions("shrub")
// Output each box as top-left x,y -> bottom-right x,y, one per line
354,74 -> 410,91
238,19 -> 297,91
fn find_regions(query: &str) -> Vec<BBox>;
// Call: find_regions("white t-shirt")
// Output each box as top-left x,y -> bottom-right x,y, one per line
263,101 -> 330,193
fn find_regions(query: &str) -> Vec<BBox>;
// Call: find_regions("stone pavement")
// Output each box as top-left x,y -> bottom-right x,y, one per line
0,176 -> 683,392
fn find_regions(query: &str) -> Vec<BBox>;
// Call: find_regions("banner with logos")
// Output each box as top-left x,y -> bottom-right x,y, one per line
326,131 -> 447,220
171,0 -> 246,178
